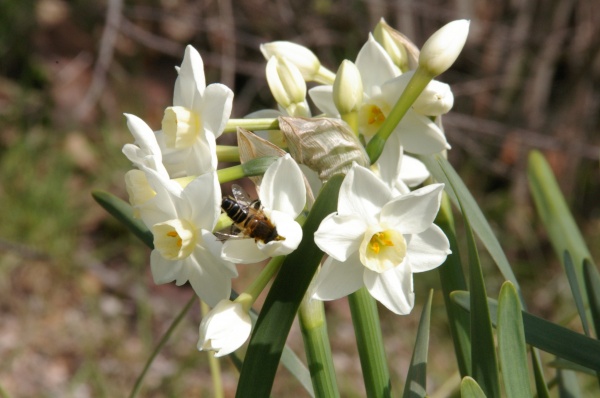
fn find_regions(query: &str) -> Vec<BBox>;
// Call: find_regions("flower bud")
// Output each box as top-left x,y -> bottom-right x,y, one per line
198,299 -> 252,357
260,41 -> 321,81
266,56 -> 307,109
373,19 -> 420,72
333,60 -> 363,114
419,20 -> 470,76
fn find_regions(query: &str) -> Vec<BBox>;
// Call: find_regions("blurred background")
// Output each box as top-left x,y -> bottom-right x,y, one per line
1,0 -> 600,396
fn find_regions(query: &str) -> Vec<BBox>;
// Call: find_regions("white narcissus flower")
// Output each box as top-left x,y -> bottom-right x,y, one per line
309,34 -> 449,155
312,163 -> 451,315
136,168 -> 237,307
160,45 -> 234,176
198,299 -> 252,357
122,46 -> 233,179
221,154 -> 306,264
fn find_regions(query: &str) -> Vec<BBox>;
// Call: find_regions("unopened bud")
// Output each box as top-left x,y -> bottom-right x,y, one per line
373,19 -> 420,72
261,41 -> 321,81
419,20 -> 470,76
333,60 -> 363,114
266,56 -> 307,109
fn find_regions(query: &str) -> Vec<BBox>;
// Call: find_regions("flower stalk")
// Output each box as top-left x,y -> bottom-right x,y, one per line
224,118 -> 279,133
348,288 -> 391,398
365,66 -> 434,164
299,296 -> 340,398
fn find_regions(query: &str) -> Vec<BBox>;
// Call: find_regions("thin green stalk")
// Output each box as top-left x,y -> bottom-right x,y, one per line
341,112 -> 358,136
216,156 -> 279,183
202,300 -> 225,398
244,256 -> 286,302
216,145 -> 240,163
129,295 -> 196,398
348,287 -> 391,398
299,296 -> 340,398
366,67 -> 433,164
224,118 -> 279,133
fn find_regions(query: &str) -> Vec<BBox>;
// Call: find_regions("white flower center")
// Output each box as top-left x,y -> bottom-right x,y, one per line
358,99 -> 390,139
153,218 -> 197,260
359,227 -> 407,273
162,106 -> 201,149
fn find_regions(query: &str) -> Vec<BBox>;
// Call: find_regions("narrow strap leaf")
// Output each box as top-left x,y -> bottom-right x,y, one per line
497,282 -> 532,397
460,376 -> 488,398
452,291 -> 600,371
402,289 -> 434,398
564,251 -> 591,336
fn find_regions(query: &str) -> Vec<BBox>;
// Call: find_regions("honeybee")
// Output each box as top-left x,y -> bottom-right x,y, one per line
221,184 -> 285,244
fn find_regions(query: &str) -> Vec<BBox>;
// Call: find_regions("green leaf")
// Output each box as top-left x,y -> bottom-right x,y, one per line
460,377 -> 488,398
528,150 -> 594,303
564,251 -> 590,336
92,190 -> 154,248
435,193 -> 471,377
439,160 -> 500,398
583,260 -> 600,340
235,175 -> 344,398
558,369 -> 583,398
452,291 -> 600,371
417,154 -> 522,302
402,290 -> 434,398
497,282 -> 532,397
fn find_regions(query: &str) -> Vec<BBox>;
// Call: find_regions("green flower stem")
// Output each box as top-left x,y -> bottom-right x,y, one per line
129,295 -> 196,398
348,287 -> 391,398
240,256 -> 286,310
341,111 -> 359,136
202,300 -> 225,398
299,296 -> 340,398
216,145 -> 240,162
224,118 -> 279,133
216,156 -> 279,183
366,66 -> 434,164
315,66 -> 337,85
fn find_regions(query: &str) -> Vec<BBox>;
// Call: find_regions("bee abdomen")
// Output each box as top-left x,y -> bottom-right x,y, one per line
222,198 -> 248,224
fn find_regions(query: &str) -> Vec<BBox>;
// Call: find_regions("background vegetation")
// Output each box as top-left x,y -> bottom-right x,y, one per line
1,0 -> 599,396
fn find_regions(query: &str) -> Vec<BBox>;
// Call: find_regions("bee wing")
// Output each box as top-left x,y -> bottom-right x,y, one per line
231,184 -> 254,207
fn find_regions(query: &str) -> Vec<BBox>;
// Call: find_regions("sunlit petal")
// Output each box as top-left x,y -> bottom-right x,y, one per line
380,183 -> 444,234
364,267 -> 414,315
312,254 -> 365,300
407,225 -> 451,273
314,213 -> 366,261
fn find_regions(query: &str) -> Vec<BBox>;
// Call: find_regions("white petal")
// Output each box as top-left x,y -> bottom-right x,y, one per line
183,172 -> 221,230
308,85 -> 339,117
198,300 -> 252,357
185,246 -> 236,307
257,210 -> 302,257
392,109 -> 450,155
174,45 -> 206,107
312,254 -> 365,300
260,154 -> 306,217
380,183 -> 444,234
314,213 -> 365,261
400,155 -> 430,187
355,34 -> 399,97
375,132 -> 403,189
187,132 -> 217,174
199,83 -> 234,138
407,225 -> 451,273
364,267 -> 414,315
150,250 -> 184,284
221,239 -> 269,264
338,164 -> 392,224
124,113 -> 161,156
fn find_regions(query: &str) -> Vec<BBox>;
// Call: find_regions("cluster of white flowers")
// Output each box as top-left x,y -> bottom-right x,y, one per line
122,19 -> 469,357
